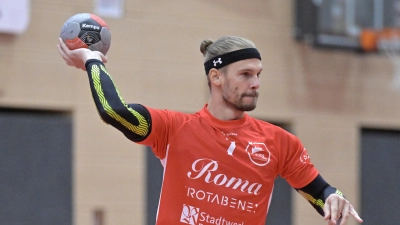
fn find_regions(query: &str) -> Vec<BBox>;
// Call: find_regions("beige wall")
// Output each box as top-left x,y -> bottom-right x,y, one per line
1,0 -> 399,225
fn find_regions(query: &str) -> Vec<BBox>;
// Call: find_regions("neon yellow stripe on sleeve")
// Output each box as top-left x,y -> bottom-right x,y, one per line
91,64 -> 149,136
299,190 -> 325,209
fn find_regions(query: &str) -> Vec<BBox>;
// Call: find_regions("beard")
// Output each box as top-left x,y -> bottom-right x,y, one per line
223,91 -> 259,111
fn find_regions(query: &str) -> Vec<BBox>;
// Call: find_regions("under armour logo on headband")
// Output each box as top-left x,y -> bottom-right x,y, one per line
213,58 -> 222,66
204,48 -> 261,75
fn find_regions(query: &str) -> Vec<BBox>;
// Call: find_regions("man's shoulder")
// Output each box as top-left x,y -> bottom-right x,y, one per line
147,107 -> 199,117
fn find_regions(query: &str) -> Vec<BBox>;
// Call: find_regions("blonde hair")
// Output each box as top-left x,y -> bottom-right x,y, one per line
200,36 -> 256,62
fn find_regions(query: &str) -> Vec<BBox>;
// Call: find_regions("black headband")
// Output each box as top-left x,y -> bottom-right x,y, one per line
204,48 -> 261,75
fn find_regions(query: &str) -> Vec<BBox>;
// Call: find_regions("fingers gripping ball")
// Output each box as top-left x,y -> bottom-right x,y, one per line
60,13 -> 111,55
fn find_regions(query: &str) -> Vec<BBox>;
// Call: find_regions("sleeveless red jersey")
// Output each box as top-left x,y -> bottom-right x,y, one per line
139,105 -> 318,225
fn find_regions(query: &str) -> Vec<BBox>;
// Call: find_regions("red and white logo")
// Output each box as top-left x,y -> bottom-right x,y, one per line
300,148 -> 310,164
180,204 -> 199,225
245,142 -> 270,166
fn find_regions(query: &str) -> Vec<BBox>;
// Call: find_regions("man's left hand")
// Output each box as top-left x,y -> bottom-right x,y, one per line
323,194 -> 363,225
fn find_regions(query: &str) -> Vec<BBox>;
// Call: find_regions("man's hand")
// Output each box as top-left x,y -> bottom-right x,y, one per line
57,38 -> 107,71
324,194 -> 363,225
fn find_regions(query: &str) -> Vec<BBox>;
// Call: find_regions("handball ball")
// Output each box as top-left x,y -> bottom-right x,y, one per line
60,13 -> 111,55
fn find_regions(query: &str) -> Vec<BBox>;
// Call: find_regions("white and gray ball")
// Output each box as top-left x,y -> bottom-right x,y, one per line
60,13 -> 111,55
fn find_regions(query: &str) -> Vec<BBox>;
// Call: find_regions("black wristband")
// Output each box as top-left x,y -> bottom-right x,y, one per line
296,174 -> 344,217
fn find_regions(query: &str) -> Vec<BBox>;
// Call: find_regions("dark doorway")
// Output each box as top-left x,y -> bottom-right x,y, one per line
361,128 -> 400,225
0,108 -> 73,225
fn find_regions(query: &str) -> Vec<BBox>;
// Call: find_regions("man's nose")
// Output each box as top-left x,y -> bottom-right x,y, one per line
250,76 -> 260,90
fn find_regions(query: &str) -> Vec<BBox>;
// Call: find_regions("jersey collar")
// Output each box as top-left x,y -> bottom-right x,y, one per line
200,104 -> 249,128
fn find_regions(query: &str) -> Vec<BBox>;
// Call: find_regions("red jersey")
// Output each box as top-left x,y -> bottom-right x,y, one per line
139,105 -> 318,225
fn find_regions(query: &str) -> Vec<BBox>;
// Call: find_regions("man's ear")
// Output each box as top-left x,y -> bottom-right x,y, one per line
209,68 -> 221,86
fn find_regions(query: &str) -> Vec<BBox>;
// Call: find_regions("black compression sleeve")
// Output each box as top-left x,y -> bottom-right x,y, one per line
295,174 -> 345,217
85,59 -> 152,142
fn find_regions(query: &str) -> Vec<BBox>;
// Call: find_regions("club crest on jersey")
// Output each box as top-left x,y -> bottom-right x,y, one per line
300,148 -> 310,164
245,142 -> 270,166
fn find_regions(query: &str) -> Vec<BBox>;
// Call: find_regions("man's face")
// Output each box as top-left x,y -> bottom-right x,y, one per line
220,58 -> 262,111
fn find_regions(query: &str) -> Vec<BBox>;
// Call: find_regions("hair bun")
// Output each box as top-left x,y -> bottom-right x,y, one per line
200,39 -> 213,56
